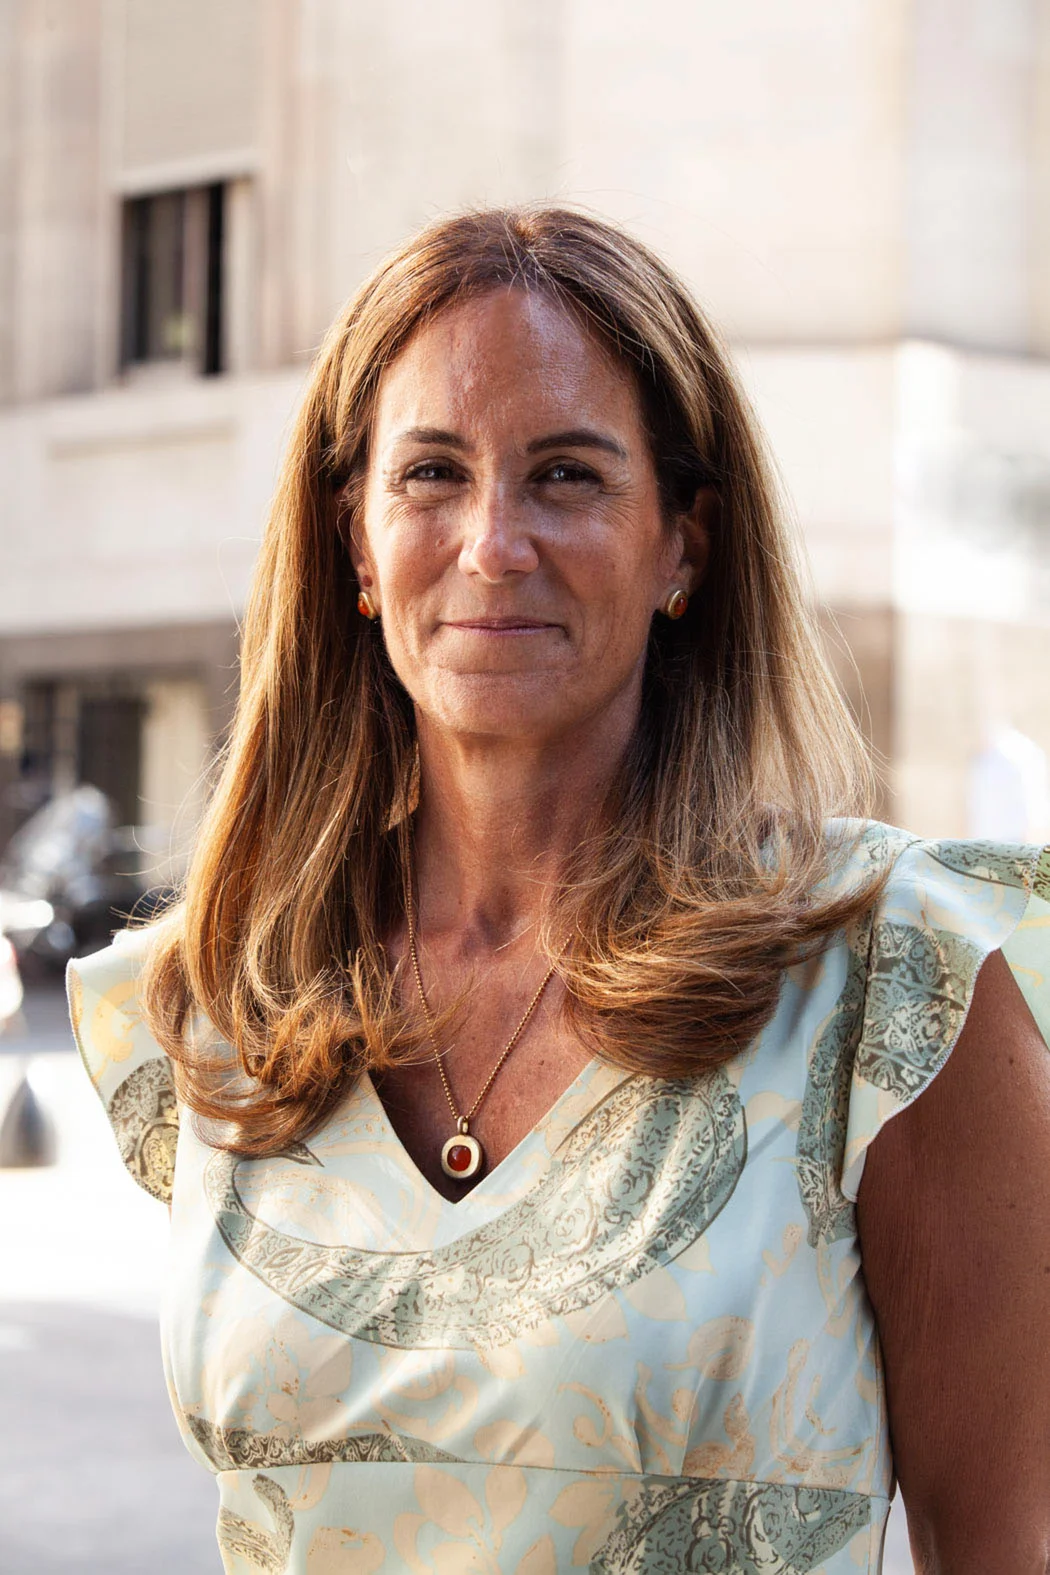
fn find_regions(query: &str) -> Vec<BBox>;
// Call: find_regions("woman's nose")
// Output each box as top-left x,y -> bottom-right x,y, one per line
457,483 -> 540,581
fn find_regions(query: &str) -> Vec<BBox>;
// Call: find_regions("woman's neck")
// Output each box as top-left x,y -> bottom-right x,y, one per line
410,710 -> 633,952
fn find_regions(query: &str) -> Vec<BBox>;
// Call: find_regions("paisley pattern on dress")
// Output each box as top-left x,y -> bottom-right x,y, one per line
107,1057 -> 180,1205
202,1070 -> 747,1349
68,822 -> 1050,1574
854,921 -> 982,1100
218,1475 -> 294,1575
923,839 -> 1038,887
1036,845 -> 1050,900
795,945 -> 866,1248
189,1415 -> 461,1470
591,1477 -> 871,1573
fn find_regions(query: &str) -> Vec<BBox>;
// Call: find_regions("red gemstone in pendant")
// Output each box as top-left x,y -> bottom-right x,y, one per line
441,1131 -> 483,1180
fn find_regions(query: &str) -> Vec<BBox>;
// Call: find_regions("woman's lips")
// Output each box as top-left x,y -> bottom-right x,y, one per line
443,618 -> 558,633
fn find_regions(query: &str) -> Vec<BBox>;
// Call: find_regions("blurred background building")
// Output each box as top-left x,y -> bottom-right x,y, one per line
2,0 -> 1050,870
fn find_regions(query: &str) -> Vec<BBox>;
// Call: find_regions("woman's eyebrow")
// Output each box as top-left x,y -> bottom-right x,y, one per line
388,426 -> 628,459
526,429 -> 628,459
392,426 -> 472,450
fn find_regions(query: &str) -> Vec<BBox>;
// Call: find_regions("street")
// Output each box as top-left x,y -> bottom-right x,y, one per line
0,984 -> 916,1573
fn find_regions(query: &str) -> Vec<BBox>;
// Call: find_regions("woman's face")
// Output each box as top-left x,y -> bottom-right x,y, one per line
353,286 -> 706,747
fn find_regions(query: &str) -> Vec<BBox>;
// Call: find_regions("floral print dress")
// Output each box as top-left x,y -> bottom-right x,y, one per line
68,821 -> 1050,1574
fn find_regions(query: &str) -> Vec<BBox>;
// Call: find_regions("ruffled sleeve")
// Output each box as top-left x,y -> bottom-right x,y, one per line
841,834 -> 1050,1202
66,927 -> 179,1205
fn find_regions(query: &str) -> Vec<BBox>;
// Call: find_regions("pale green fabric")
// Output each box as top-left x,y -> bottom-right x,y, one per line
69,820 -> 1050,1573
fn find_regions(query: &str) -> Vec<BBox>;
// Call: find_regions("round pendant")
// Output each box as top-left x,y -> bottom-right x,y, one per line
441,1132 -> 484,1180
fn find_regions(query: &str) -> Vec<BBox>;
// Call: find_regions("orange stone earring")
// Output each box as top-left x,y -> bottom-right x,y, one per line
663,589 -> 688,620
357,590 -> 379,620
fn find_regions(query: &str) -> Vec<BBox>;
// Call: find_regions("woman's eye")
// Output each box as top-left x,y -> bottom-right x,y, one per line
541,462 -> 599,486
404,461 -> 459,486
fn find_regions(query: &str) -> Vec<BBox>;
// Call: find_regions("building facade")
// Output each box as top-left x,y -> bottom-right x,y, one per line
2,0 -> 1050,865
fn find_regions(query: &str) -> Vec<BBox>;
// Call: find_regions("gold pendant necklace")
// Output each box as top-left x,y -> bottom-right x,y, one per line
404,867 -> 562,1182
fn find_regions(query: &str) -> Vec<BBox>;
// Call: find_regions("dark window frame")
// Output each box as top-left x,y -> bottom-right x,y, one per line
119,182 -> 226,377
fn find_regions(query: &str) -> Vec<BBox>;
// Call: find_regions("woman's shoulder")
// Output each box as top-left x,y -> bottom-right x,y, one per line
67,923 -> 179,1205
801,817 -> 1050,1216
67,922 -> 156,995
819,818 -> 1047,965
824,818 -> 1048,1034
824,814 -> 1048,900
66,924 -> 165,1088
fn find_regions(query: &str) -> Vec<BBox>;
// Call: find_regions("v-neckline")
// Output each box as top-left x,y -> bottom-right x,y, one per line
359,1055 -> 615,1216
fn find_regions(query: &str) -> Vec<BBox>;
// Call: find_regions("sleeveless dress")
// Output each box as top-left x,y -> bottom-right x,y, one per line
68,821 -> 1050,1575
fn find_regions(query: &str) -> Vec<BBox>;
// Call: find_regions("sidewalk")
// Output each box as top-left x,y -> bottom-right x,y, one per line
0,1301 -> 220,1574
0,1028 -> 219,1573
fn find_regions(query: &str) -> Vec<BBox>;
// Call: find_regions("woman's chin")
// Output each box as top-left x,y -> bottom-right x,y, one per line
416,671 -> 586,745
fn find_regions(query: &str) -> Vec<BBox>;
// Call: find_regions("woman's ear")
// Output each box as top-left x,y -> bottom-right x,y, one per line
676,485 -> 717,593
338,483 -> 375,588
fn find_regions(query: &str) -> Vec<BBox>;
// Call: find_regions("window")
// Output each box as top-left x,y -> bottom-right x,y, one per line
120,183 -> 225,375
18,680 -> 145,827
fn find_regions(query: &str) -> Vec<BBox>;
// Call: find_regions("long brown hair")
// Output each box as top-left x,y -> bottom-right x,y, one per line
141,205 -> 881,1154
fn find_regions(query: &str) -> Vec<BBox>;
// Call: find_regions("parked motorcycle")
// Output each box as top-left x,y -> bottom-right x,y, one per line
0,784 -> 167,970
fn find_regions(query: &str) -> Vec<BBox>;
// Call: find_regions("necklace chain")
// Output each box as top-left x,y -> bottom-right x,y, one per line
404,863 -> 561,1133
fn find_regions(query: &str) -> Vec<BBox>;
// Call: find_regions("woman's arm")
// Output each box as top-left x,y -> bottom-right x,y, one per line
858,948 -> 1050,1573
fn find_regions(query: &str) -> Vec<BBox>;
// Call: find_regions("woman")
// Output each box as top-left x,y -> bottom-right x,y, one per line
70,206 -> 1050,1573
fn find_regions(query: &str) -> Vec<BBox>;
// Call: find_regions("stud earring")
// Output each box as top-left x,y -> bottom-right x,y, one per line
663,589 -> 688,620
357,590 -> 379,621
